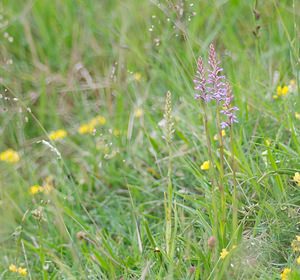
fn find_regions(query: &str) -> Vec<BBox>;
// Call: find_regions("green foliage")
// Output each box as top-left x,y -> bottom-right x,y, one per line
0,0 -> 300,279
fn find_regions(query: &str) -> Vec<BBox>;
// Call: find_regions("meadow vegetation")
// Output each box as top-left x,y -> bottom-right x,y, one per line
0,0 -> 300,279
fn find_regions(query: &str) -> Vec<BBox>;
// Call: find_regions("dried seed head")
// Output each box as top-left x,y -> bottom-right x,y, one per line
163,91 -> 174,144
31,206 -> 45,222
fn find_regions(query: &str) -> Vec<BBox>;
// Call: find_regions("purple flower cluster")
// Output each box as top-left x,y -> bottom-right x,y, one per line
194,57 -> 209,102
207,44 -> 227,102
193,44 -> 238,128
220,83 -> 239,128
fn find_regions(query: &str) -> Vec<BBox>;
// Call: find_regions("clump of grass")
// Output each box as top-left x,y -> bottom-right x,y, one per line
1,1 -> 300,279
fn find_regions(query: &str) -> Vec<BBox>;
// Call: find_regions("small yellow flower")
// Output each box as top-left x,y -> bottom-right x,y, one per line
281,268 -> 291,280
276,85 -> 289,97
293,172 -> 300,187
134,108 -> 144,118
17,267 -> 27,276
281,86 -> 289,95
220,248 -> 229,259
291,235 -> 300,251
78,115 -> 106,135
213,129 -> 226,140
0,149 -> 20,163
276,86 -> 282,96
273,95 -> 278,100
297,256 -> 300,265
90,116 -> 106,126
49,129 -> 67,141
78,123 -> 94,134
133,72 -> 142,81
9,264 -> 18,272
200,160 -> 210,171
29,185 -> 43,195
295,112 -> 300,120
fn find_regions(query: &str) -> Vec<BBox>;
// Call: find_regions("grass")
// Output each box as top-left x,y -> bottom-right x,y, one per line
0,0 -> 300,279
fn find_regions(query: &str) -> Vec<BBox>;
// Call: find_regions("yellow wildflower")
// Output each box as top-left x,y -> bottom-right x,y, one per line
9,264 -> 18,272
295,112 -> 300,120
276,85 -> 289,97
49,129 -> 67,141
78,116 -> 106,135
213,130 -> 226,141
17,267 -> 27,276
297,256 -> 300,265
200,160 -> 210,171
133,72 -> 142,81
272,95 -> 278,100
220,248 -> 229,259
276,86 -> 281,95
29,185 -> 43,195
90,116 -> 106,126
281,268 -> 291,280
134,108 -> 144,118
293,172 -> 300,187
291,235 -> 300,251
281,86 -> 289,95
0,149 -> 20,163
78,123 -> 94,134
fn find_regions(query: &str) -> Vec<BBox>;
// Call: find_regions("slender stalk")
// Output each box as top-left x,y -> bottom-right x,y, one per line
216,108 -> 225,192
165,142 -> 173,257
216,106 -> 226,241
230,126 -> 238,241
201,101 -> 218,245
